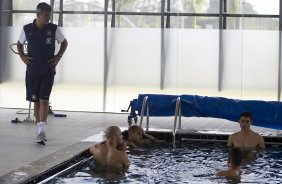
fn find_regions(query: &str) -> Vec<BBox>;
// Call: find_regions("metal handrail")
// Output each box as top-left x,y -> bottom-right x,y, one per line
173,97 -> 181,147
9,42 -> 34,122
10,41 -> 28,55
139,96 -> 150,131
178,99 -> 182,129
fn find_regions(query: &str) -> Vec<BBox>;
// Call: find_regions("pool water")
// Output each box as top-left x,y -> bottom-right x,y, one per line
44,142 -> 282,184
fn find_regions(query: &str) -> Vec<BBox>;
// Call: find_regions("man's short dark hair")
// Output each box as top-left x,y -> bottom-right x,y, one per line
239,111 -> 252,120
229,148 -> 242,167
36,2 -> 52,14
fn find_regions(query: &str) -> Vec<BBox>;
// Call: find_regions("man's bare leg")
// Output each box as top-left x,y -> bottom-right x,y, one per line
39,99 -> 49,122
35,99 -> 49,145
34,102 -> 40,123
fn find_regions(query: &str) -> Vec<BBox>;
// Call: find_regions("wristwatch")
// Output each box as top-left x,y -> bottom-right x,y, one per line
57,53 -> 63,58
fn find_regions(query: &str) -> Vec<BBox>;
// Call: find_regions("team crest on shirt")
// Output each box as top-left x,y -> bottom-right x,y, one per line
46,38 -> 52,44
46,30 -> 52,44
47,30 -> 52,37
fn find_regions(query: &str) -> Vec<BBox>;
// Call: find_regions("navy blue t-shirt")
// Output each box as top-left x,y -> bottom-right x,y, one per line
23,19 -> 57,75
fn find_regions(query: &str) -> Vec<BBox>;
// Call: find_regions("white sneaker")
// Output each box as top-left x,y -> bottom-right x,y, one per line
35,132 -> 45,145
42,131 -> 47,141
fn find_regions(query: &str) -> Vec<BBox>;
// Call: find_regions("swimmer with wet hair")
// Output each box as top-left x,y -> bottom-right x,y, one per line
122,125 -> 165,148
227,112 -> 265,150
216,147 -> 243,177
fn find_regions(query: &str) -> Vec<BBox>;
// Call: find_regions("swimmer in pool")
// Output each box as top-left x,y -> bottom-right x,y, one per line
90,126 -> 130,169
216,147 -> 242,177
227,112 -> 265,150
122,125 -> 165,148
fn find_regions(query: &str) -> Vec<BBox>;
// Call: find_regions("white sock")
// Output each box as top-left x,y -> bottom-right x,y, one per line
38,121 -> 46,134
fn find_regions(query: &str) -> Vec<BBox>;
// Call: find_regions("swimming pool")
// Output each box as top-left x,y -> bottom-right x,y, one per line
41,142 -> 282,184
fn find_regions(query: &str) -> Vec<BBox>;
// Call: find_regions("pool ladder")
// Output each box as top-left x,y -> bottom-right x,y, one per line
173,97 -> 182,147
138,96 -> 182,147
139,96 -> 150,131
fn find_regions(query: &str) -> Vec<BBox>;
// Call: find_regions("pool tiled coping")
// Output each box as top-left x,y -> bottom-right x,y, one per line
0,142 -> 94,184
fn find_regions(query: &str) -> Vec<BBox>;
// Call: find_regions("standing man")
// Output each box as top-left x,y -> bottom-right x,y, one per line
17,2 -> 68,145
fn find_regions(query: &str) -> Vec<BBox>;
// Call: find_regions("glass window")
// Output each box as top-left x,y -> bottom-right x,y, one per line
63,14 -> 104,27
61,0 -> 109,11
116,15 -> 161,28
226,17 -> 279,30
116,0 -> 161,12
52,13 -> 60,25
227,0 -> 279,15
13,13 -> 35,27
13,0 -> 50,10
244,0 -> 279,15
52,0 -> 61,11
170,16 -> 219,29
170,0 -> 218,13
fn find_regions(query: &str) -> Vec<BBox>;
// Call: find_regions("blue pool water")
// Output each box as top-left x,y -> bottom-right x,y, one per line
44,142 -> 282,183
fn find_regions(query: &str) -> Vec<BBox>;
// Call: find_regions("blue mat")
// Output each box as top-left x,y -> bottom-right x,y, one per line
136,94 -> 179,116
132,94 -> 282,130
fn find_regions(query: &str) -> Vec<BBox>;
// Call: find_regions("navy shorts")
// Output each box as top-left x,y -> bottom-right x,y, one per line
25,73 -> 55,102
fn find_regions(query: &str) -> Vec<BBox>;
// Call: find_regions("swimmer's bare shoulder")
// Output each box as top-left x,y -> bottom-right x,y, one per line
254,132 -> 265,149
227,132 -> 238,147
90,144 -> 100,155
121,151 -> 130,168
115,149 -> 130,168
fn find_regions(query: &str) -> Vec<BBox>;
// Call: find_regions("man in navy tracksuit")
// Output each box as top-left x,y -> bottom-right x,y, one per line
17,2 -> 68,145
